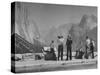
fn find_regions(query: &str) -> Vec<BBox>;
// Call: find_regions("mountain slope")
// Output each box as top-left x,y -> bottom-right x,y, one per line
69,14 -> 97,51
11,33 -> 43,54
15,2 -> 40,44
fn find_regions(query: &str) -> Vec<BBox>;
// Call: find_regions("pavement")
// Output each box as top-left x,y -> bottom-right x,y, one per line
11,52 -> 97,73
11,58 -> 97,73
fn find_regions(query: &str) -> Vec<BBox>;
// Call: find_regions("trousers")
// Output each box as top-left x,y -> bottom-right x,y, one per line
58,44 -> 63,60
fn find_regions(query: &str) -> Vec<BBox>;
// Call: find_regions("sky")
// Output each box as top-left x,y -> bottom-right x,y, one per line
16,2 -> 97,39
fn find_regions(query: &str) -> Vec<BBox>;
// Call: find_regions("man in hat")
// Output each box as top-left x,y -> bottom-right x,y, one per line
66,34 -> 72,60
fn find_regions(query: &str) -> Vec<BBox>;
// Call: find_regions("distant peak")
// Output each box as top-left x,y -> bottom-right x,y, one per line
79,14 -> 97,28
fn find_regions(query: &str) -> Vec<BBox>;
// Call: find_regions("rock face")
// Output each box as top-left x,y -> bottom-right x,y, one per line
69,14 -> 97,51
11,3 -> 46,54
11,33 -> 42,54
15,2 -> 40,44
79,15 -> 97,30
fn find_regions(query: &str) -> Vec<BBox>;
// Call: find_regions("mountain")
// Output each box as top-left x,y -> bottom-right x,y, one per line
69,14 -> 97,51
44,14 -> 97,51
79,14 -> 97,30
11,33 -> 43,54
14,2 -> 40,44
11,3 -> 48,54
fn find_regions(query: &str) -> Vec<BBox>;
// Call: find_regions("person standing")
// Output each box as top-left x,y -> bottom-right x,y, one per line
66,34 -> 72,60
57,36 -> 64,61
85,36 -> 90,59
90,39 -> 95,59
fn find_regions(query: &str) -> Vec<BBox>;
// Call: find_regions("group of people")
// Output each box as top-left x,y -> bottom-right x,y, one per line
85,36 -> 95,59
49,34 -> 73,61
57,34 -> 72,61
44,34 -> 95,61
